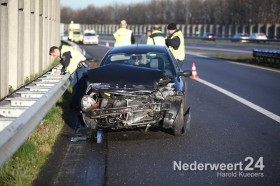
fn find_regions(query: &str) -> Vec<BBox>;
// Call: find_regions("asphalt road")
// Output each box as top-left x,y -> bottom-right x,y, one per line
36,42 -> 280,186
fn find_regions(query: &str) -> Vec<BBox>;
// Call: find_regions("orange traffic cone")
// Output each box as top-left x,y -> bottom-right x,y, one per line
190,63 -> 199,79
106,41 -> 110,48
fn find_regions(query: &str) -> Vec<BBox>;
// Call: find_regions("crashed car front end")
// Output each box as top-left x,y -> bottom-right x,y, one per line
81,83 -> 184,130
81,64 -> 184,130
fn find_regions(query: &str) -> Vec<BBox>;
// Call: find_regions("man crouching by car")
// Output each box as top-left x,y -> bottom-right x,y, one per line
49,45 -> 89,111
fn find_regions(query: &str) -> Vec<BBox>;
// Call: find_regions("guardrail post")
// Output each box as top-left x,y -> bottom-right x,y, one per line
221,25 -> 226,38
249,24 -> 254,36
186,24 -> 191,37
228,24 -> 233,37
198,24 -> 203,36
192,25 -> 196,37
209,24 -> 214,34
258,24 -> 265,33
181,25 -> 185,36
275,24 -> 280,39
266,24 -> 272,39
215,24 -> 220,37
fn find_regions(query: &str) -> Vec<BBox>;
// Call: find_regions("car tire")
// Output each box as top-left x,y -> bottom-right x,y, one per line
173,102 -> 191,136
183,107 -> 191,134
82,113 -> 99,142
82,113 -> 97,129
172,103 -> 184,136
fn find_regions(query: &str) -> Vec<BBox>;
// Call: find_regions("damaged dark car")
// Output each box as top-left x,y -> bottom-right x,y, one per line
81,45 -> 191,136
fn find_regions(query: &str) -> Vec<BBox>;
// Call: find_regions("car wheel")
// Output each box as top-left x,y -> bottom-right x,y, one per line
82,113 -> 99,142
173,103 -> 191,136
172,103 -> 184,136
183,107 -> 191,134
82,113 -> 97,130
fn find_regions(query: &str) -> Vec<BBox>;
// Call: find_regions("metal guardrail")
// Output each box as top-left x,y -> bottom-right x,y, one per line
253,49 -> 280,64
0,68 -> 70,167
0,40 -> 90,167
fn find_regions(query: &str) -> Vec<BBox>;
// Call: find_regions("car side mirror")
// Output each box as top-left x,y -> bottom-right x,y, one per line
179,70 -> 192,77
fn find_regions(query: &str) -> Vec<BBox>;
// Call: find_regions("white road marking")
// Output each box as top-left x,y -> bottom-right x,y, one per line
195,78 -> 280,124
187,53 -> 280,74
226,61 -> 280,73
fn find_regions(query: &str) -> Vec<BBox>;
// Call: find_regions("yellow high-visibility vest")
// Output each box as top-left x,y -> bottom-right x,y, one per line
169,30 -> 185,61
113,28 -> 133,47
147,30 -> 166,45
60,45 -> 86,74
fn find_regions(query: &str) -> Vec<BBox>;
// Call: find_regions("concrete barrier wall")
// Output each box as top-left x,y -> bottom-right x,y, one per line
80,23 -> 280,39
0,0 -> 60,99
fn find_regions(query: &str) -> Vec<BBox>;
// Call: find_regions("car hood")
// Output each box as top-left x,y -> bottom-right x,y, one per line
87,63 -> 163,91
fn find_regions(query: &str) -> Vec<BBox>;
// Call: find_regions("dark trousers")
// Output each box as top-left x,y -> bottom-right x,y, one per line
70,66 -> 89,108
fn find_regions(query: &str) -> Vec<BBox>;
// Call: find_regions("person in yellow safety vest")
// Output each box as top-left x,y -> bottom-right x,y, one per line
113,20 -> 135,47
165,23 -> 185,67
49,45 -> 89,112
147,25 -> 166,45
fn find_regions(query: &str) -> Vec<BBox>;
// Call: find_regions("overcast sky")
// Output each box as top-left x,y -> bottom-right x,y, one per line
60,0 -> 148,8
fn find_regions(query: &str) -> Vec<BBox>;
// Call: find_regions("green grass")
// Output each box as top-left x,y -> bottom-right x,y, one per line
0,80 -> 72,186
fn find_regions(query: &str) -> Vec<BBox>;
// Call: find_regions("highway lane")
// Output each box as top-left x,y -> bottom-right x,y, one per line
41,43 -> 280,185
184,55 -> 280,116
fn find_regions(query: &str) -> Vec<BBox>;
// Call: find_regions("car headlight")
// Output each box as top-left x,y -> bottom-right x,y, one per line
81,95 -> 99,112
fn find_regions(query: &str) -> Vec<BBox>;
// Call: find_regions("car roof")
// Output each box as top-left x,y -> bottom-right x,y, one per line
107,44 -> 169,54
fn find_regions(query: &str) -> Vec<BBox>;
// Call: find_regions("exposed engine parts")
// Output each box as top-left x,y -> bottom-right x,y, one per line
81,82 -> 182,130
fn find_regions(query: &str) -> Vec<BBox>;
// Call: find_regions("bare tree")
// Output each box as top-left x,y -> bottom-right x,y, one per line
61,0 -> 280,25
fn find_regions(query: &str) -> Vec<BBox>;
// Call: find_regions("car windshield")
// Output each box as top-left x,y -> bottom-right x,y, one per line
103,52 -> 175,76
84,33 -> 96,36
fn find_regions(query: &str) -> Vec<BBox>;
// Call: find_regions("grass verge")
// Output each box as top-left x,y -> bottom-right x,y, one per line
0,84 -> 71,186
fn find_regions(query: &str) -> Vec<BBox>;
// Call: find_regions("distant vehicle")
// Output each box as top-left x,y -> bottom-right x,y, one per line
249,33 -> 268,42
201,33 -> 216,41
68,21 -> 83,43
83,30 -> 99,45
231,33 -> 249,42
